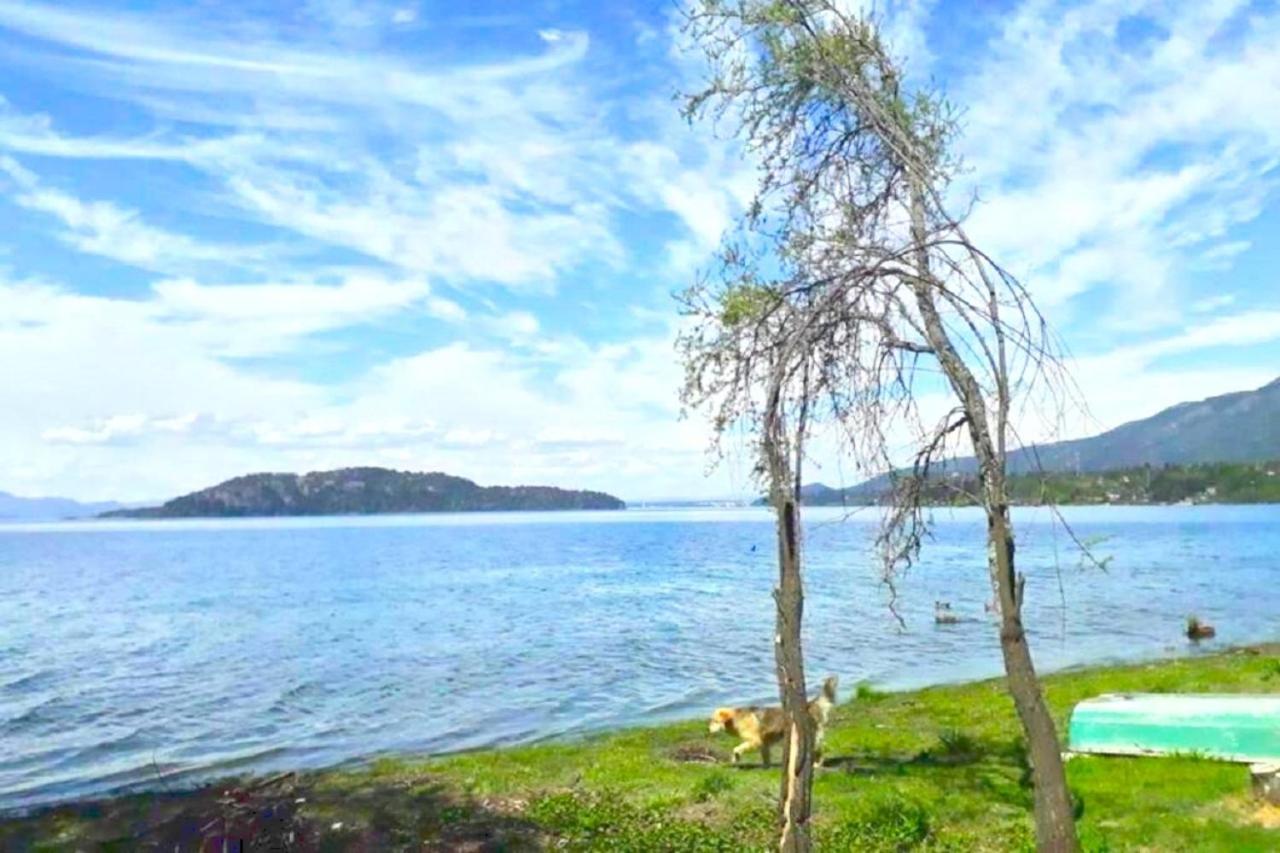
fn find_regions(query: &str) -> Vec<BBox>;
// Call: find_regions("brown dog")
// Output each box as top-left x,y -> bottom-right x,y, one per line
708,676 -> 838,767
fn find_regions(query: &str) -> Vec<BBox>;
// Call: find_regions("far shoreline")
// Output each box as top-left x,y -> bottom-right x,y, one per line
3,499 -> 1278,526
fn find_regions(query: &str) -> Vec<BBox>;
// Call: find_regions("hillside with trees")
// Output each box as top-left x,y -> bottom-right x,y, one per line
790,460 -> 1280,506
102,468 -> 625,518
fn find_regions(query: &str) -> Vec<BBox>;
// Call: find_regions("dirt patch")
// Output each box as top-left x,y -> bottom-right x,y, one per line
1,771 -> 546,851
1247,803 -> 1280,829
669,743 -> 725,764
1219,794 -> 1280,831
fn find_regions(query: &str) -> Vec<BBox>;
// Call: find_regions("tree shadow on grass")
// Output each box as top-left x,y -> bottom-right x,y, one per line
818,746 -> 1035,811
673,732 -> 1028,777
0,769 -> 545,852
820,732 -> 1027,773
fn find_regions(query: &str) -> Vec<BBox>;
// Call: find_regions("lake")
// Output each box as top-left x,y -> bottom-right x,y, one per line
1,504 -> 1277,812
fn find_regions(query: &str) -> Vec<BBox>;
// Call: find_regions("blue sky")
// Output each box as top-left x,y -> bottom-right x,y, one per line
0,0 -> 1278,502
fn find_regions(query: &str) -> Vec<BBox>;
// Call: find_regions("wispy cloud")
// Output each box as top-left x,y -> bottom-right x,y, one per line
955,0 -> 1280,329
0,154 -> 272,275
0,2 -> 699,290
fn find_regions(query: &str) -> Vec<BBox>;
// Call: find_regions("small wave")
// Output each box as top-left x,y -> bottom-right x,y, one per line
0,669 -> 55,692
639,691 -> 712,717
0,697 -> 59,732
266,679 -> 334,716
70,727 -> 151,762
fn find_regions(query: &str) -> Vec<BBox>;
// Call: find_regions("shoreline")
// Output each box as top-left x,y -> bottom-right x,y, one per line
4,644 -> 1277,849
3,635 -> 1264,818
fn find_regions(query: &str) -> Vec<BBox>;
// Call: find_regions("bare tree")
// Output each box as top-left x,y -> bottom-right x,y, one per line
680,2 -> 1079,850
691,285 -> 821,849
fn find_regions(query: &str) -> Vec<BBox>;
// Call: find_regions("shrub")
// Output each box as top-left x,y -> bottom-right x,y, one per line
936,729 -> 980,759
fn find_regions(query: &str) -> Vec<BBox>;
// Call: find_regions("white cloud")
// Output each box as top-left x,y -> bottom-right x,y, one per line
0,280 -> 324,499
954,0 -> 1280,328
483,310 -> 540,342
2,268 -> 717,500
222,169 -> 622,287
1044,309 -> 1280,437
0,3 -> 642,290
145,274 -> 457,356
1190,292 -> 1236,313
0,95 -> 235,160
0,155 -> 271,276
42,414 -> 150,446
426,296 -> 467,323
0,2 -> 759,303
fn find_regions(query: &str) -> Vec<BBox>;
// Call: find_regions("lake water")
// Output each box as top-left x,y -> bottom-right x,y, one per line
1,504 -> 1277,812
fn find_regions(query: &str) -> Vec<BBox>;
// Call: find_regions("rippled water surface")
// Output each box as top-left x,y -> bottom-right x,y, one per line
2,504 -> 1277,811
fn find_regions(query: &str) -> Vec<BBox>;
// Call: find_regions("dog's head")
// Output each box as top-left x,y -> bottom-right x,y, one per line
708,707 -> 735,734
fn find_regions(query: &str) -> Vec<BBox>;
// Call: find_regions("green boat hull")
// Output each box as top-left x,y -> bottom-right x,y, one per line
1068,694 -> 1280,762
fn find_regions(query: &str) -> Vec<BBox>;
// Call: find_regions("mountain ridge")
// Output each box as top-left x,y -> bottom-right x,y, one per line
0,491 -> 126,521
793,376 -> 1280,503
1003,376 -> 1280,473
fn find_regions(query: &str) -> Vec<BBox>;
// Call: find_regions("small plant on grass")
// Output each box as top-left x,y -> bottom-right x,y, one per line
819,793 -> 930,850
855,682 -> 885,701
936,729 -> 981,760
1261,657 -> 1280,680
1006,736 -> 1033,788
691,772 -> 735,802
368,757 -> 408,777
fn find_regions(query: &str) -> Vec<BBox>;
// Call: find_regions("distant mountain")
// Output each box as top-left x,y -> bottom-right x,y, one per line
752,482 -> 858,507
0,491 -> 125,521
1004,376 -> 1280,473
102,467 -> 625,518
778,377 -> 1280,505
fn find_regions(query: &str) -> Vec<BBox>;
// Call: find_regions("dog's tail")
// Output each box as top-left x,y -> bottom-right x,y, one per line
819,675 -> 838,705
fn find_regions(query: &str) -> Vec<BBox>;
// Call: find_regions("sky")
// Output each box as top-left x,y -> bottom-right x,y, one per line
0,0 -> 1277,503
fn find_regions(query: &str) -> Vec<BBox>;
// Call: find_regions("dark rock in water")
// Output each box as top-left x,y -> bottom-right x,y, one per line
101,467 -> 625,518
1186,617 -> 1217,641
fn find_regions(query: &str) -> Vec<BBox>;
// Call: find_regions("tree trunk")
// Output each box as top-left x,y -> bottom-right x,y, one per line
907,182 -> 1078,852
773,494 -> 814,852
763,372 -> 815,853
989,505 -> 1078,851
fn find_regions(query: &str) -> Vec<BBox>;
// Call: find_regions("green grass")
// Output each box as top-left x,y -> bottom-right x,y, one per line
4,646 -> 1278,850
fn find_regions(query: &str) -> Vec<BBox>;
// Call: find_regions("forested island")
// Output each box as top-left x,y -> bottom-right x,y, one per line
102,467 -> 625,518
788,460 -> 1280,507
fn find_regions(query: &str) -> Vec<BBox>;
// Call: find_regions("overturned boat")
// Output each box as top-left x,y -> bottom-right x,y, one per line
1068,693 -> 1280,763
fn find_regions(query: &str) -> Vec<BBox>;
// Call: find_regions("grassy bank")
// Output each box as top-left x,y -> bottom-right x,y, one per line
4,647 -> 1279,851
